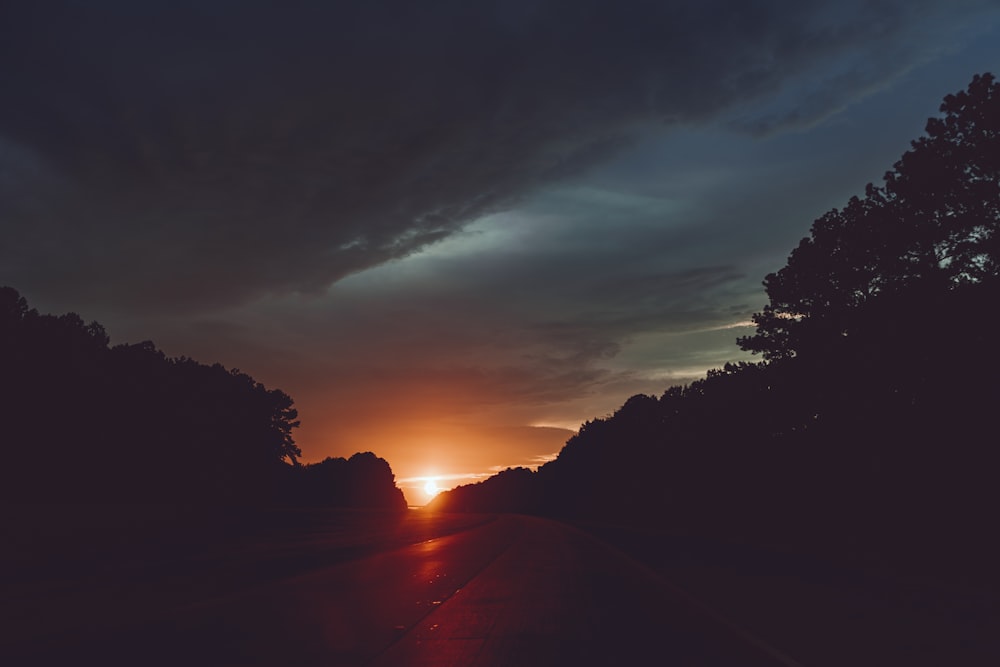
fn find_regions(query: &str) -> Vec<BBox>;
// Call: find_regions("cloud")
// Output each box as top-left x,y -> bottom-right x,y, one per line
2,0 -> 993,312
728,1 -> 1000,136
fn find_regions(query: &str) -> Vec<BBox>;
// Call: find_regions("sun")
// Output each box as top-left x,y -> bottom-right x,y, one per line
423,479 -> 441,498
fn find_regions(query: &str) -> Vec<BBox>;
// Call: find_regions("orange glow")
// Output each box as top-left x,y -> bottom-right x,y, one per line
423,480 -> 441,498
288,383 -> 584,506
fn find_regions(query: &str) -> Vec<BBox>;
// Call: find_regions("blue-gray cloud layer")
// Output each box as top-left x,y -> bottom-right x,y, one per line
2,0 -> 994,312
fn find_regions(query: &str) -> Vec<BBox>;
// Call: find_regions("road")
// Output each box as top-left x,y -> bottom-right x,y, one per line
4,510 -> 795,666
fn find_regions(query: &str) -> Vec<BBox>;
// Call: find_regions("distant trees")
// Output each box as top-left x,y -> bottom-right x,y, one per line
0,288 -> 405,509
429,467 -> 538,514
286,452 -> 406,511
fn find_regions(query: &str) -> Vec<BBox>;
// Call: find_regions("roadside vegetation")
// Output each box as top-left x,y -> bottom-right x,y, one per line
0,289 -> 405,509
431,73 -> 1000,591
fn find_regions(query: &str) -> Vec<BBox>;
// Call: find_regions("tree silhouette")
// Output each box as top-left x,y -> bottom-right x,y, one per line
1,289 -> 398,508
434,75 -> 1000,579
739,73 -> 999,361
285,452 -> 406,511
430,467 -> 538,514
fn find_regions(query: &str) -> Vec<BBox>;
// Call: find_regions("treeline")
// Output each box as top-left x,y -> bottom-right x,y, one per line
0,290 -> 404,509
286,452 -> 406,510
431,74 -> 1000,557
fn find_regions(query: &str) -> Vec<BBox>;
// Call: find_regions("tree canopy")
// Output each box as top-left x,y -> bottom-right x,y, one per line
0,288 -> 404,509
432,75 -> 1000,579
739,73 -> 999,361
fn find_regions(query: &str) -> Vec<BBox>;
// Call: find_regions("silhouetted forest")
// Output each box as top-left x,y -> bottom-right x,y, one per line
286,452 -> 406,510
431,74 -> 1000,568
0,291 -> 404,509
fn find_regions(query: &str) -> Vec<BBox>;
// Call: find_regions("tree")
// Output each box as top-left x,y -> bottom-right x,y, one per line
0,287 -> 304,503
427,73 -> 1000,580
284,452 -> 406,510
885,72 -> 1000,283
739,73 -> 999,361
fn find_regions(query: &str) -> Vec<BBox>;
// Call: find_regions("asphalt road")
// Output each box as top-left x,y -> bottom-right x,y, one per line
5,511 -> 795,666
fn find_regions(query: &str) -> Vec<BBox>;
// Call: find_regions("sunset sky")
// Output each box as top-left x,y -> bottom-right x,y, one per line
3,1 -> 999,504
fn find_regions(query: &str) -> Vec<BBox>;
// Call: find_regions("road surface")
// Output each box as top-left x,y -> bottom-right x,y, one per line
4,510 -> 795,666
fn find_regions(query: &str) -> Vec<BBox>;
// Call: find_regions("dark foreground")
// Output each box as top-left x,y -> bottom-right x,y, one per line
4,506 -> 791,666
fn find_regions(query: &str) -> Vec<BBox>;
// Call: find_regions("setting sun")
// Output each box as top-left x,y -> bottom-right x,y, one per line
423,480 -> 441,498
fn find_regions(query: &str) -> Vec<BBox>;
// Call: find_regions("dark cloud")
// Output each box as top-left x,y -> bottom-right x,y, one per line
2,0 -> 990,311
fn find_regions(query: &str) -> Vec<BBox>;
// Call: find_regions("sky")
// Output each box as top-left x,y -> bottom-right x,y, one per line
2,1 -> 999,504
